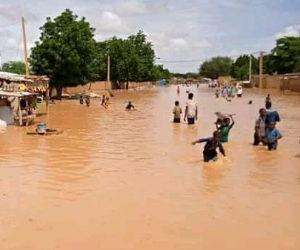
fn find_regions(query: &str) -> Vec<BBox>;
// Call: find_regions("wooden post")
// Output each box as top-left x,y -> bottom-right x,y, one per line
106,54 -> 110,90
46,87 -> 50,108
22,17 -> 29,76
259,52 -> 263,88
18,98 -> 22,126
249,54 -> 252,84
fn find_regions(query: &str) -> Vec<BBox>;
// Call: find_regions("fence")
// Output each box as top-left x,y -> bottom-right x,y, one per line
251,73 -> 300,92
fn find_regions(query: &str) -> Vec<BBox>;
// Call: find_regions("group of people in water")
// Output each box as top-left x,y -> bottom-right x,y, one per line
79,84 -> 282,163
253,94 -> 282,150
173,86 -> 282,162
215,85 -> 243,100
79,93 -> 135,111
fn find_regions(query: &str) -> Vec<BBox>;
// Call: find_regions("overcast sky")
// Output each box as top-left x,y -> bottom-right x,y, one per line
0,0 -> 299,73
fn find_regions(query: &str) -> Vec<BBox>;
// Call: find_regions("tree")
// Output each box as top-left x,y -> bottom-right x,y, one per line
270,36 -> 300,74
30,9 -> 99,98
151,65 -> 171,80
1,61 -> 26,74
263,54 -> 276,75
199,57 -> 233,79
96,31 -> 156,88
185,72 -> 200,79
231,55 -> 259,80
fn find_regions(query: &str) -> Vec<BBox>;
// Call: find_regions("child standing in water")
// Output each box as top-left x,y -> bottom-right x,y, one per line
79,95 -> 84,104
265,121 -> 282,150
265,94 -> 272,108
101,95 -> 106,106
85,96 -> 90,107
192,131 -> 226,162
216,115 -> 235,143
173,101 -> 182,123
215,89 -> 220,98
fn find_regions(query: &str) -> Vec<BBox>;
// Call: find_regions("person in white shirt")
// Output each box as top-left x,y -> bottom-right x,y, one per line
184,93 -> 198,125
237,86 -> 243,97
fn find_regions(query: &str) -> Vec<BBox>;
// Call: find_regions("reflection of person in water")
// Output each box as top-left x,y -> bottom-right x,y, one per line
192,131 -> 226,162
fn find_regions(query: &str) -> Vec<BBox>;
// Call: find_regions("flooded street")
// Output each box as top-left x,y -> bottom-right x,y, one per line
0,85 -> 300,250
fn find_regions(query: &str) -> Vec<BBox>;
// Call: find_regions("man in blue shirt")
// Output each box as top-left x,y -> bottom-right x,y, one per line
265,121 -> 282,150
265,102 -> 280,124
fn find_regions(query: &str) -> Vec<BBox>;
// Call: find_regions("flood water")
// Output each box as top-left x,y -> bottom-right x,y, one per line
0,85 -> 300,250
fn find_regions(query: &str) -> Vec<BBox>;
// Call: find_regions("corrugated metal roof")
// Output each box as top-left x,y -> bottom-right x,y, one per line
0,90 -> 35,97
0,71 -> 33,82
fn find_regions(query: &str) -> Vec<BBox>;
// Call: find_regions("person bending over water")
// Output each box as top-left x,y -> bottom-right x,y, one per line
216,115 -> 235,143
173,101 -> 182,123
265,121 -> 282,150
125,101 -> 135,110
184,93 -> 198,125
192,131 -> 226,162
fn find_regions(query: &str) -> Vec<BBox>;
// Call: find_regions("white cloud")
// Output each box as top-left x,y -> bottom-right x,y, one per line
115,1 -> 147,15
7,38 -> 19,50
192,40 -> 211,48
97,11 -> 128,33
275,24 -> 300,39
170,38 -> 188,48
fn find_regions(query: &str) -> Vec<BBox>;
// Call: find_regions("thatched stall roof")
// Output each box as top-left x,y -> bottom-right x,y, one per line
0,72 -> 49,92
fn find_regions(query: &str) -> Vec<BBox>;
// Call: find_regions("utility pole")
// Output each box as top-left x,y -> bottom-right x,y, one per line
106,54 -> 110,90
22,17 -> 29,76
249,54 -> 252,84
259,51 -> 264,88
0,51 -> 2,70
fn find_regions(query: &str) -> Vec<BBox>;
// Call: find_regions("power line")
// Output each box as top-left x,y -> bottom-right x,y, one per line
156,50 -> 271,64
157,59 -> 203,63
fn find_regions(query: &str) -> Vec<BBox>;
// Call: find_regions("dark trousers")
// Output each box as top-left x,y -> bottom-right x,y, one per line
253,133 -> 266,146
187,117 -> 195,125
268,141 -> 278,150
253,133 -> 261,145
203,150 -> 217,162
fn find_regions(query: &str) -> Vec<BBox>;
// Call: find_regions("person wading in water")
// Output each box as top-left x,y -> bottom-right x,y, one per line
184,92 -> 198,125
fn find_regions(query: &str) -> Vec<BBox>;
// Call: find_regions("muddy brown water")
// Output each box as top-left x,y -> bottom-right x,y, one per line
0,85 -> 300,250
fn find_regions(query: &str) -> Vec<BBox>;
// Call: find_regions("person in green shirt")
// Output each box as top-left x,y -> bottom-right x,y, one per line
216,115 -> 235,143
